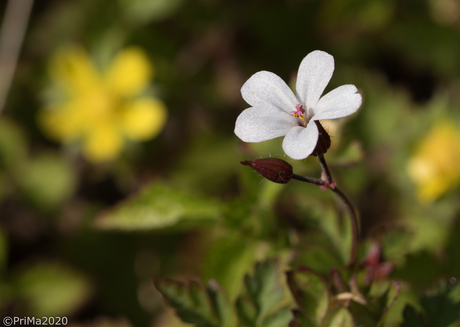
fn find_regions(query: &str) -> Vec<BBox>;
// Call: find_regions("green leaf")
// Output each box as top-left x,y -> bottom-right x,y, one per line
155,279 -> 217,326
248,261 -> 284,321
14,262 -> 91,316
450,280 -> 460,303
294,245 -> 344,275
311,206 -> 351,268
401,306 -> 425,327
348,301 -> 378,327
322,307 -> 356,327
377,281 -> 401,325
17,153 -> 76,210
289,310 -> 315,327
154,279 -> 236,327
392,252 -> 440,292
381,287 -> 421,326
236,260 -> 289,326
260,306 -> 293,327
207,280 -> 238,327
399,281 -> 460,327
286,266 -> 330,326
94,182 -> 223,231
420,284 -> 460,327
203,233 -> 257,300
236,297 -> 258,326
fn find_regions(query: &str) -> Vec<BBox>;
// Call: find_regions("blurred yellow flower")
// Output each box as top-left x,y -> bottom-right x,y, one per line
407,121 -> 460,204
38,46 -> 167,162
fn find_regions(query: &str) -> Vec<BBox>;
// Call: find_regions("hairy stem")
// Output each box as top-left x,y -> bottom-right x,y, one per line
291,174 -> 325,186
317,153 -> 333,186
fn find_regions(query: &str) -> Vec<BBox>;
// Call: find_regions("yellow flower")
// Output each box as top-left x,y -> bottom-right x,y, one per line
407,121 -> 460,204
38,46 -> 167,162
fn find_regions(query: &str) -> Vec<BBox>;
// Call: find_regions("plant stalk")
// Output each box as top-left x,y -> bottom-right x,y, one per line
317,153 -> 333,186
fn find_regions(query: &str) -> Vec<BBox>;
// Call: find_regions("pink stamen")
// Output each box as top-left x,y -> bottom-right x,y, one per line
290,104 -> 305,117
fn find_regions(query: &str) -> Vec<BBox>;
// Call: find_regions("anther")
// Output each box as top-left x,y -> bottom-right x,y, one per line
290,104 -> 305,118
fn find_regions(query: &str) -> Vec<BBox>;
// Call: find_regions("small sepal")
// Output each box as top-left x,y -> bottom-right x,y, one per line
313,121 -> 331,156
241,158 -> 293,184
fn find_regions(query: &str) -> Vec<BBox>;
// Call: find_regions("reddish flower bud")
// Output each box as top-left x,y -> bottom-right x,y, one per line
312,121 -> 331,156
362,242 -> 394,285
241,158 -> 293,184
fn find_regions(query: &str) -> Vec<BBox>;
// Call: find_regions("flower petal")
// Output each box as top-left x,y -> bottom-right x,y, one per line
38,104 -> 90,142
50,46 -> 101,95
296,50 -> 334,110
120,98 -> 167,141
282,122 -> 318,160
312,85 -> 362,120
235,105 -> 297,142
82,124 -> 123,162
241,71 -> 298,113
105,47 -> 152,97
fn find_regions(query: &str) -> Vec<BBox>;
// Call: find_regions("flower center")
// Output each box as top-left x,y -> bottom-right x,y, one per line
291,104 -> 307,126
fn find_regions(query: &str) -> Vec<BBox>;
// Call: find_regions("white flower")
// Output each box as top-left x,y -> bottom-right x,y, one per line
234,50 -> 362,160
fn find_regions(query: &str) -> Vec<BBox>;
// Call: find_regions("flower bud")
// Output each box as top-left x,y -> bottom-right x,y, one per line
241,158 -> 293,184
362,242 -> 394,285
312,121 -> 331,156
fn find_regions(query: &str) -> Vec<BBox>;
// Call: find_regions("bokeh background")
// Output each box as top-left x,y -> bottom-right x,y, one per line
1,0 -> 460,326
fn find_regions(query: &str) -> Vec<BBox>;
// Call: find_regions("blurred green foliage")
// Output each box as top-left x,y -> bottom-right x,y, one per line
94,181 -> 224,231
1,0 -> 460,326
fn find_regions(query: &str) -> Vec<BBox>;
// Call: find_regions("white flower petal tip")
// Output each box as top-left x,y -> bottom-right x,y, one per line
296,50 -> 335,109
313,84 -> 362,120
241,71 -> 297,112
235,50 -> 362,160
